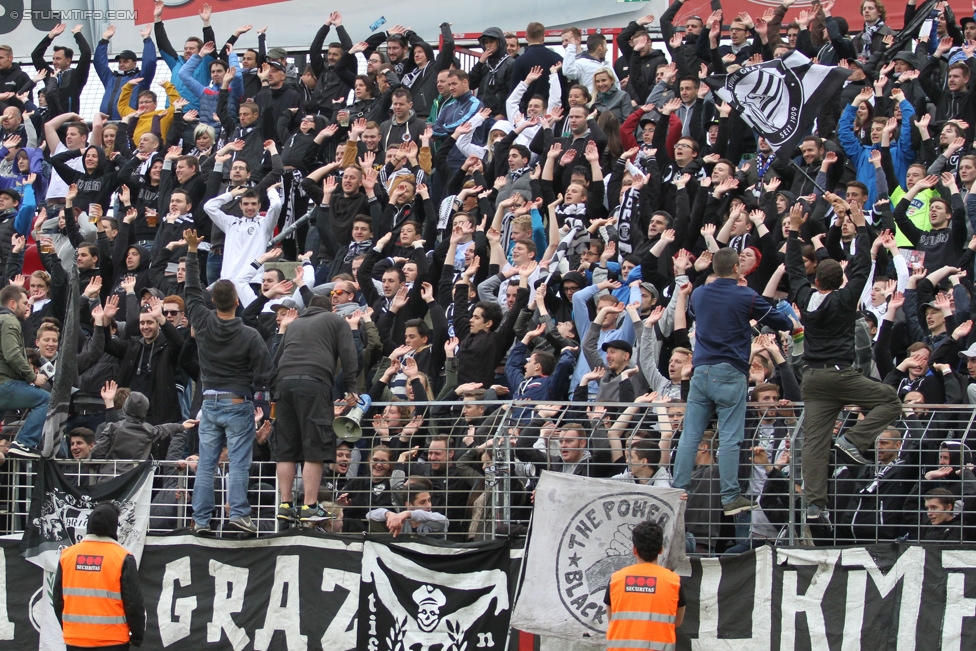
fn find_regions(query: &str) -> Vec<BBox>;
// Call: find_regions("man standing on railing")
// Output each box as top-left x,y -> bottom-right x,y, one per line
183,230 -> 275,536
670,252 -> 793,518
786,201 -> 902,523
271,293 -> 358,524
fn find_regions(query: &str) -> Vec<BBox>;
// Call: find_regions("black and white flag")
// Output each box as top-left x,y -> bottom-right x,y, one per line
41,260 -> 78,459
20,459 -> 155,572
705,51 -> 849,161
359,538 -> 512,651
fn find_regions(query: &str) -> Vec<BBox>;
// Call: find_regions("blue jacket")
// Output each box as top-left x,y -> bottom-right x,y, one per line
0,147 -> 46,202
94,38 -> 157,119
505,207 -> 548,263
178,52 -> 244,129
159,49 -> 214,112
506,341 -> 576,406
13,184 -> 37,236
432,91 -> 481,138
689,278 -> 793,375
571,283 -> 637,391
838,98 -> 915,204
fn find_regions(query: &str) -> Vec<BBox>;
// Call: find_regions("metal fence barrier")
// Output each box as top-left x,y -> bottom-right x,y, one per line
1,400 -> 973,550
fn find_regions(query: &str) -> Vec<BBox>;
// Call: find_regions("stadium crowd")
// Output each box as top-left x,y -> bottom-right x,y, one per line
0,0 -> 975,549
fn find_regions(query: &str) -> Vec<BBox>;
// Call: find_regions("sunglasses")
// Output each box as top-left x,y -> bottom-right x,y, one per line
162,309 -> 181,316
331,289 -> 349,297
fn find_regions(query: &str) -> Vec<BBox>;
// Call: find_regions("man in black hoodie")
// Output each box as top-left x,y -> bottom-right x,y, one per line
184,229 -> 274,536
400,24 -> 454,119
306,11 -> 354,119
617,16 -> 669,105
660,0 -> 714,70
469,27 -> 515,118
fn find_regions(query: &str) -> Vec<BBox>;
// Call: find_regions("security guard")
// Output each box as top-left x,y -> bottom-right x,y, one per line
53,503 -> 145,650
605,520 -> 685,651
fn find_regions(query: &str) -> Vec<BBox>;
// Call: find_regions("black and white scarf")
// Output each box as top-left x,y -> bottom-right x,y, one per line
344,239 -> 373,264
614,187 -> 639,255
860,20 -> 884,56
550,217 -> 590,269
509,165 -> 531,182
482,54 -> 510,89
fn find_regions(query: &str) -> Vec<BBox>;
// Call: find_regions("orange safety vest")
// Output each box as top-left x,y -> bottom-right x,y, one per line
606,561 -> 681,651
59,539 -> 131,647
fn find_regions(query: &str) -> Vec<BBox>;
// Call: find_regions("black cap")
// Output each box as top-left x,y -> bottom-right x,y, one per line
0,188 -> 21,204
961,17 -> 975,28
267,60 -> 287,73
602,339 -> 633,356
115,49 -> 138,62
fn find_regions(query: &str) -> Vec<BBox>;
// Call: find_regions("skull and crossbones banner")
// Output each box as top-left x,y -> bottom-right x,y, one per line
358,538 -> 512,651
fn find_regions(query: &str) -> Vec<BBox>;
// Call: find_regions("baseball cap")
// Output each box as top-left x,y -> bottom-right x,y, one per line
959,343 -> 976,359
267,47 -> 288,60
639,282 -> 659,301
271,298 -> 298,312
601,339 -> 633,356
267,60 -> 287,73
0,188 -> 21,204
115,49 -> 137,62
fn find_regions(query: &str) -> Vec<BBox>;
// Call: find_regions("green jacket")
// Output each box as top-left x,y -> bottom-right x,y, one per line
0,308 -> 35,385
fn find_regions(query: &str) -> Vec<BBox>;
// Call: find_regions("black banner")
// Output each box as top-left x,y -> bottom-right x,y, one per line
358,539 -> 512,651
20,459 -> 154,571
3,537 -> 976,649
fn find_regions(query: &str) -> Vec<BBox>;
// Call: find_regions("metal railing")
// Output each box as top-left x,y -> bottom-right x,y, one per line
1,400 -> 973,550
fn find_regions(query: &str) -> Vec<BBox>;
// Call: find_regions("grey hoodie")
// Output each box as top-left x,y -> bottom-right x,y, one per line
184,253 -> 275,396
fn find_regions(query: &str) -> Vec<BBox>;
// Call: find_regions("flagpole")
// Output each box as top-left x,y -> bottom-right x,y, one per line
789,159 -> 828,196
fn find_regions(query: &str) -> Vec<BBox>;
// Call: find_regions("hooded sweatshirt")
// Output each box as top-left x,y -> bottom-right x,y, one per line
469,27 -> 515,117
184,252 -> 274,397
91,391 -> 185,473
400,23 -> 456,118
49,145 -> 138,211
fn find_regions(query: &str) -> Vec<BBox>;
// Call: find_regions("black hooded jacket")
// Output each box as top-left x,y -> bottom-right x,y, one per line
109,234 -> 151,322
49,145 -> 138,211
307,23 -> 354,118
469,27 -> 515,117
401,23 -> 455,118
104,320 -> 186,425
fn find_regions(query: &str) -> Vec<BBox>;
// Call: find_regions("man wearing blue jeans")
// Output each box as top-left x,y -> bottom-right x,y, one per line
183,230 -> 275,535
671,249 -> 794,516
0,284 -> 50,458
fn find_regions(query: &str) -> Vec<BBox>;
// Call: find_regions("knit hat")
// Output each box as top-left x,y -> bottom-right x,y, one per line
88,503 -> 119,540
123,392 -> 150,420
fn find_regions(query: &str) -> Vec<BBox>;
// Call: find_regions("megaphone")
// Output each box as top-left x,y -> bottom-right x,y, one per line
334,395 -> 371,443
